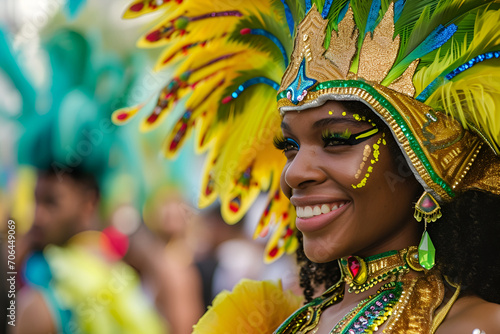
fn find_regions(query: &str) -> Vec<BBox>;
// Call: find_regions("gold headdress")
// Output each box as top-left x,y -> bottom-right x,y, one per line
116,0 -> 500,261
277,1 -> 500,203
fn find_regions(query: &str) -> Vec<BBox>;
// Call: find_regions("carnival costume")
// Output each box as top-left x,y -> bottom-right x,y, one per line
117,0 -> 500,333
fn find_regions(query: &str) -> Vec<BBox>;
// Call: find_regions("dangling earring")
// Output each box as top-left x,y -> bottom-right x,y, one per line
414,191 -> 442,270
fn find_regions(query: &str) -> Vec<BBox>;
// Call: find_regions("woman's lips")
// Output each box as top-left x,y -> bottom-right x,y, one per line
294,201 -> 350,233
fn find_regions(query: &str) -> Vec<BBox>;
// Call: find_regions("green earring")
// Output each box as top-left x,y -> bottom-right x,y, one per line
414,192 -> 442,270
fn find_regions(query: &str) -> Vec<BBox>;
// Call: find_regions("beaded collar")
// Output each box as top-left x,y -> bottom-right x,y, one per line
274,246 -> 427,334
340,246 -> 422,294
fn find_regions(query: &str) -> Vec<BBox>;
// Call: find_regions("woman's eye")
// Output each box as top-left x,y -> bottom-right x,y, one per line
274,136 -> 299,152
323,137 -> 348,147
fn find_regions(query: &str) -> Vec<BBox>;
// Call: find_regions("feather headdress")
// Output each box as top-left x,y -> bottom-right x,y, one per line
115,0 -> 500,262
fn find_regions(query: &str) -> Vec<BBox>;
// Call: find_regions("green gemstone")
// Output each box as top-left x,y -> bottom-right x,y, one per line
418,231 -> 436,269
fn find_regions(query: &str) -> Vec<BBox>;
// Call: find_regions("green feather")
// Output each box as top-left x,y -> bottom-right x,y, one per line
405,0 -> 492,59
284,0 -> 306,29
384,0 -> 496,85
323,0 -> 350,49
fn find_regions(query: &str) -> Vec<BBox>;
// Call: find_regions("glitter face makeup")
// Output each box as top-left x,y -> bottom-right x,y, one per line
352,133 -> 387,189
355,145 -> 372,179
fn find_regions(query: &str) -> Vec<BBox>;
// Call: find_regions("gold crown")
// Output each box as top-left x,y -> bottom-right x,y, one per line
276,3 -> 500,201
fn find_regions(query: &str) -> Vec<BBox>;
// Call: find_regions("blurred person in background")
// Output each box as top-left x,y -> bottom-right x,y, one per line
194,203 -> 301,310
139,190 -> 204,334
194,205 -> 267,307
14,169 -> 166,334
2,22 -> 167,333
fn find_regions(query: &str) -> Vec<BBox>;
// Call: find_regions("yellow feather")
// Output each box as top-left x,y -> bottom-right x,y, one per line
427,60 -> 500,153
192,279 -> 303,334
122,1 -> 177,19
414,8 -> 500,153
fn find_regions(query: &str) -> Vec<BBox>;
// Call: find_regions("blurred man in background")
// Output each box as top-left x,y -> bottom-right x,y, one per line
14,168 -> 167,334
9,26 -> 167,334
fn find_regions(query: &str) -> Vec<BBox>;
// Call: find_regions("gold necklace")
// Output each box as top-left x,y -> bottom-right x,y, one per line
273,246 -> 423,334
340,246 -> 421,294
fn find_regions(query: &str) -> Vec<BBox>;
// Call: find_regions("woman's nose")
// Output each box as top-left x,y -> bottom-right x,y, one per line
283,147 -> 326,190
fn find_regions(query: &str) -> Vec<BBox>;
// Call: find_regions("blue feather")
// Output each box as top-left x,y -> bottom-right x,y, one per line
383,23 -> 457,86
337,1 -> 350,25
322,0 -> 334,19
225,77 -> 280,102
394,0 -> 406,23
280,0 -> 295,38
365,0 -> 381,33
405,24 -> 457,62
247,29 -> 289,67
305,0 -> 312,12
416,51 -> 500,102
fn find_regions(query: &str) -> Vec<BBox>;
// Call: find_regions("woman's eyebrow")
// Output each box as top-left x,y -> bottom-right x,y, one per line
312,117 -> 364,129
281,116 -> 366,132
281,121 -> 291,131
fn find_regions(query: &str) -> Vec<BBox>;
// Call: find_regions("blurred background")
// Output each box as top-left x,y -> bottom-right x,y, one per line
0,1 -> 299,333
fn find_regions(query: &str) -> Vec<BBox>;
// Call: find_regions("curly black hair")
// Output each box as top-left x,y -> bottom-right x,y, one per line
296,190 -> 500,304
295,232 -> 340,303
429,189 -> 500,304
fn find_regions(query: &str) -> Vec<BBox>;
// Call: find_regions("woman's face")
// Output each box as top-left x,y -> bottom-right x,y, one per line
279,100 -> 422,262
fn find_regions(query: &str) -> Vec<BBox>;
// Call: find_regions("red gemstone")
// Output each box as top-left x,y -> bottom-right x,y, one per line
348,256 -> 360,277
421,194 -> 437,210
222,96 -> 232,104
130,3 -> 144,12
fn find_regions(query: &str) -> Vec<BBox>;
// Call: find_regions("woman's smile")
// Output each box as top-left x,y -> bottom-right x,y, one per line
292,198 -> 351,233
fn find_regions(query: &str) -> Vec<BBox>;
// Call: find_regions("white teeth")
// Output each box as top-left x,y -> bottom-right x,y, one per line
303,206 -> 313,218
296,207 -> 304,217
313,206 -> 321,215
295,202 -> 346,218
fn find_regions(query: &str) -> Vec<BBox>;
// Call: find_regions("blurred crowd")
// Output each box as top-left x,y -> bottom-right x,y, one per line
0,1 -> 299,333
1,172 -> 299,334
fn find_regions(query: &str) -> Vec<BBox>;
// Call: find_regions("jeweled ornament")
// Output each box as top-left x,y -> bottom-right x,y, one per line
414,192 -> 442,222
418,231 -> 436,270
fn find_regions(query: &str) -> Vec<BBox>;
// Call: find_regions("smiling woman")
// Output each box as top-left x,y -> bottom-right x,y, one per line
278,100 -> 423,265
